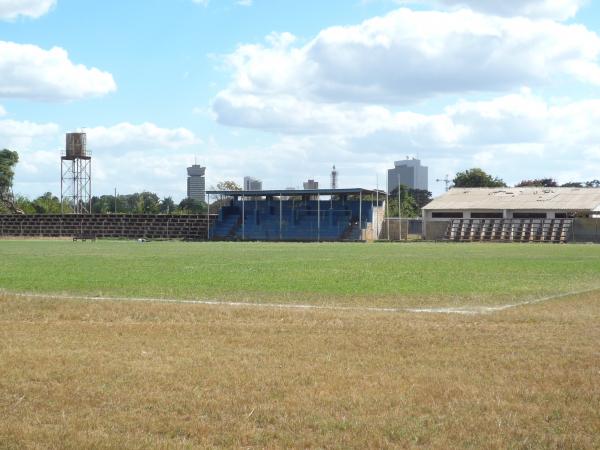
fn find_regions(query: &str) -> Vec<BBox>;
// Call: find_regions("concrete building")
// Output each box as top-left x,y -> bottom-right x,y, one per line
422,187 -> 600,221
244,176 -> 263,191
387,158 -> 428,192
187,164 -> 206,202
303,179 -> 319,190
421,187 -> 600,243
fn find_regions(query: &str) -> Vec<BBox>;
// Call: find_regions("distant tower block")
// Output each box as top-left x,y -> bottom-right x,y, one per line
187,164 -> 206,202
61,132 -> 92,214
331,165 -> 338,189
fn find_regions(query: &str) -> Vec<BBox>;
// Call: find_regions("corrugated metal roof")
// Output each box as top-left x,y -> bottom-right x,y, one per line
423,187 -> 600,211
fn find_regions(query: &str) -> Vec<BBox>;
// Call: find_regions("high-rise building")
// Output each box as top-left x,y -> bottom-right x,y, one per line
387,158 -> 428,193
303,179 -> 319,190
244,176 -> 262,191
187,164 -> 206,202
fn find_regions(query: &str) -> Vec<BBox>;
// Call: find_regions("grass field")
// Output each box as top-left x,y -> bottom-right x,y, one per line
1,240 -> 600,448
1,240 -> 600,307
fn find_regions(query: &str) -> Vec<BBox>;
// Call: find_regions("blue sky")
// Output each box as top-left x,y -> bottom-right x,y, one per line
2,0 -> 600,199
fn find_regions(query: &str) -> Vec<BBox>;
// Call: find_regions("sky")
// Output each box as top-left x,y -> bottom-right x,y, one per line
1,0 -> 600,200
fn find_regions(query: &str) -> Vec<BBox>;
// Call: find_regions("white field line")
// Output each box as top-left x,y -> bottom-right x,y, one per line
1,287 -> 599,316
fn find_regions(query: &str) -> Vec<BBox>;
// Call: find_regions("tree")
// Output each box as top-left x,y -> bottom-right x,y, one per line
561,182 -> 584,188
216,180 -> 242,191
453,168 -> 506,188
209,180 -> 243,213
408,188 -> 433,209
160,197 -> 176,214
387,185 -> 420,218
0,149 -> 24,214
32,192 -> 62,214
516,178 -> 558,188
136,192 -> 160,214
177,197 -> 206,214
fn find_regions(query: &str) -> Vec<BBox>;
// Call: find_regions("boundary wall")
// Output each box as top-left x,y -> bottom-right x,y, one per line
0,214 -> 214,240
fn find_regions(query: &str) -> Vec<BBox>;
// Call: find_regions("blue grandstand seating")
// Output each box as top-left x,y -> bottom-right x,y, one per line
211,199 -> 373,241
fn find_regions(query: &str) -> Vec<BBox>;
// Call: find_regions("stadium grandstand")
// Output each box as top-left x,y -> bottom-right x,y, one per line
206,188 -> 385,242
422,187 -> 600,243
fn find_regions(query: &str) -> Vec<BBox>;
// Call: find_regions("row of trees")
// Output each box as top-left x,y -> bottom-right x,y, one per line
453,168 -> 600,189
2,192 -> 208,215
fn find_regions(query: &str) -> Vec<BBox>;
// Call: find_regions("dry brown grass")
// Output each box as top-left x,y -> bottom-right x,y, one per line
1,293 -> 599,449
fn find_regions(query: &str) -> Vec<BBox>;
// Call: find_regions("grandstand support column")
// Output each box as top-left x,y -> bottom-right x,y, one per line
207,193 -> 210,241
279,193 -> 282,241
359,191 -> 362,239
242,195 -> 245,241
386,178 -> 390,241
317,192 -> 321,241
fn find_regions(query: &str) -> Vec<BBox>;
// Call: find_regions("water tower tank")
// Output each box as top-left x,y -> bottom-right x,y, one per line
66,133 -> 87,158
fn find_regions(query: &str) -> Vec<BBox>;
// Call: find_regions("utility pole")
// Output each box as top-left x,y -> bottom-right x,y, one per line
397,173 -> 401,242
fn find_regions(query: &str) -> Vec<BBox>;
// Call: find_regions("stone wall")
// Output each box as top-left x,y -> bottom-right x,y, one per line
0,214 -> 214,240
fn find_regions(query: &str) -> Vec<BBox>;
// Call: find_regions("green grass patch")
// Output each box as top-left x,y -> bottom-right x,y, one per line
1,240 -> 599,307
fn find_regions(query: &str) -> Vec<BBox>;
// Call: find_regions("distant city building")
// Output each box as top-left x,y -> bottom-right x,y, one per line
387,158 -> 428,192
187,164 -> 206,202
243,176 -> 263,191
303,179 -> 319,190
331,165 -> 338,189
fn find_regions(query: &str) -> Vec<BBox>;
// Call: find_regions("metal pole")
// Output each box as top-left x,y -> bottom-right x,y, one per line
279,193 -> 282,241
359,190 -> 362,240
317,192 -> 321,241
386,177 -> 390,241
376,176 -> 379,240
398,173 -> 402,242
242,194 -> 245,241
207,193 -> 210,241
89,158 -> 92,214
60,160 -> 64,214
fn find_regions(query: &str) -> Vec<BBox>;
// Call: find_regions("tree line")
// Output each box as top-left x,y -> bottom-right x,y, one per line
2,148 -> 598,216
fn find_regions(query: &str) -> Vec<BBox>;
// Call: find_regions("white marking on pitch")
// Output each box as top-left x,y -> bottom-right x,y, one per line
1,287 -> 598,315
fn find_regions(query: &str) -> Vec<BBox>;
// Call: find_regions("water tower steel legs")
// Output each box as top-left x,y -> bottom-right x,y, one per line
61,156 -> 92,214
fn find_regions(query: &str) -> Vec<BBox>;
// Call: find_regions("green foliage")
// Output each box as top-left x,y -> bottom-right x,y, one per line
516,178 -> 558,187
561,180 -> 600,188
160,197 -> 175,214
178,197 -> 207,214
0,149 -> 24,214
386,185 -> 421,218
216,180 -> 242,191
0,149 -> 18,192
31,192 -> 63,214
453,168 -> 506,188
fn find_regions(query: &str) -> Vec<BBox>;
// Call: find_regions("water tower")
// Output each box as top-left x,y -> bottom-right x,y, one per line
61,132 -> 92,214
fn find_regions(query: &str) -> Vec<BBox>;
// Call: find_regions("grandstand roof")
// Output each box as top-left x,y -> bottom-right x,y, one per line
423,187 -> 600,212
205,188 -> 385,197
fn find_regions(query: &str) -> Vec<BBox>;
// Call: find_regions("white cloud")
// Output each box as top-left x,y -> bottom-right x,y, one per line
237,0 -> 253,6
192,0 -> 209,6
0,41 -> 116,101
0,0 -> 55,20
0,119 -> 201,198
85,122 -> 201,151
428,0 -> 587,21
216,8 -> 600,110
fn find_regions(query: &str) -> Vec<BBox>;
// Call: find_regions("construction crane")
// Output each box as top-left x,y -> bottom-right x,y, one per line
436,175 -> 451,192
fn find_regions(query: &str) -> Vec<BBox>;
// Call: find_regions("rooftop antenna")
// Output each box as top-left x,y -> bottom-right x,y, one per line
436,175 -> 451,192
